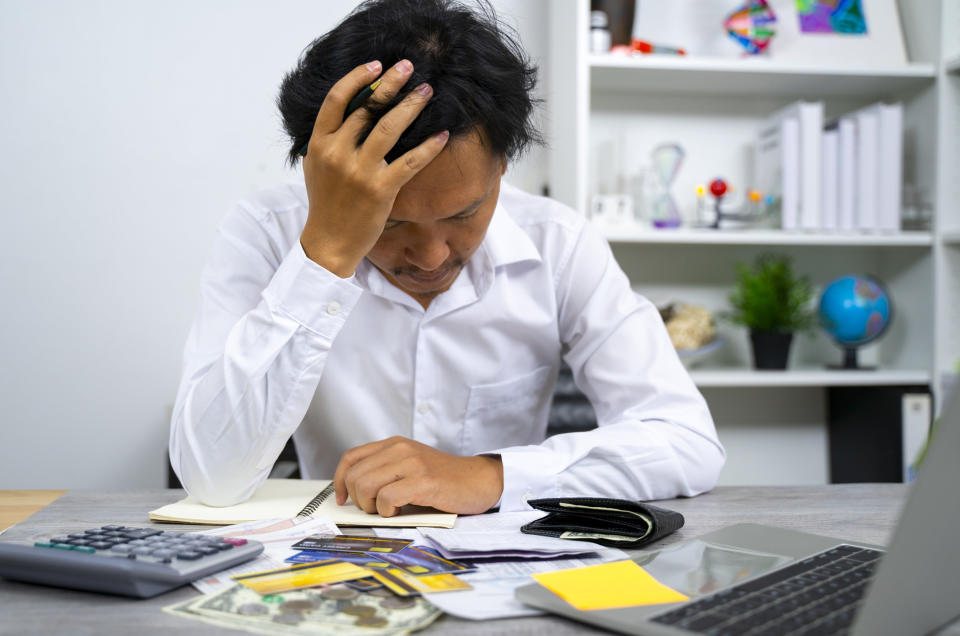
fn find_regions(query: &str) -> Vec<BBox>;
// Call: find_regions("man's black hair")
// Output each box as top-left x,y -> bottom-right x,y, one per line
277,0 -> 542,167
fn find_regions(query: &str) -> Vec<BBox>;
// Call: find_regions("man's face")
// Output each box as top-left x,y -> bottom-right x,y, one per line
365,130 -> 506,309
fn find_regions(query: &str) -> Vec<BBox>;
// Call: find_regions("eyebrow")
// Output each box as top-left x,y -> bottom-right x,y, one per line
387,192 -> 489,224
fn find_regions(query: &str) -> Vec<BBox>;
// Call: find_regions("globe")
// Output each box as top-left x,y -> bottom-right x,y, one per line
818,275 -> 892,369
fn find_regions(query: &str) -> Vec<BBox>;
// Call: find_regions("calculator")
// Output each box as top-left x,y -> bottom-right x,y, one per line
0,524 -> 263,598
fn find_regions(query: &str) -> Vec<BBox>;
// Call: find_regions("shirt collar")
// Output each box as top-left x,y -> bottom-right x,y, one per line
479,198 -> 542,269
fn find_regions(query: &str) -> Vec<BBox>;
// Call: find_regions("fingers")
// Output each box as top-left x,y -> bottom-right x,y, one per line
357,80 -> 434,162
376,481 -> 415,517
333,438 -> 388,505
309,60 -> 383,142
383,130 -> 450,188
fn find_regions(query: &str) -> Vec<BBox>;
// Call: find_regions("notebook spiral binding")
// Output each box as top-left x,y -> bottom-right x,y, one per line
297,482 -> 336,517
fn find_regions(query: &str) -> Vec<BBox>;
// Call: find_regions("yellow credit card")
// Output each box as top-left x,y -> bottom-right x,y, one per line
232,559 -> 371,595
370,568 -> 472,596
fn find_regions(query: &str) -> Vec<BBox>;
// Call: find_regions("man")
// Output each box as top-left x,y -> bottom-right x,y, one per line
169,0 -> 724,516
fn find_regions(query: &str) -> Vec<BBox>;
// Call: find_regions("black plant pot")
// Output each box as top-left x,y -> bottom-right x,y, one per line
750,330 -> 793,370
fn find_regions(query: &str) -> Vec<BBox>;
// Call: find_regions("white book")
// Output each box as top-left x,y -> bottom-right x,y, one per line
837,117 -> 857,232
902,393 -> 931,483
765,101 -> 823,232
756,115 -> 800,231
877,102 -> 903,232
821,127 -> 840,232
854,108 -> 880,232
780,117 -> 800,231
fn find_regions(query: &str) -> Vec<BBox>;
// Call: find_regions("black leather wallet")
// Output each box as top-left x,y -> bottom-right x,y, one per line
520,497 -> 685,549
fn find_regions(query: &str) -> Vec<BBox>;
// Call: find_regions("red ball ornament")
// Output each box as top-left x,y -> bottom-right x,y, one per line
709,178 -> 727,197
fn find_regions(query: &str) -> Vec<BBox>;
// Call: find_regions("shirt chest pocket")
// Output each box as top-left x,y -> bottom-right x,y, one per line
461,365 -> 554,455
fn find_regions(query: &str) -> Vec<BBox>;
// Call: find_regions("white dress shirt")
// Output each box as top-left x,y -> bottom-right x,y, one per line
169,181 -> 725,510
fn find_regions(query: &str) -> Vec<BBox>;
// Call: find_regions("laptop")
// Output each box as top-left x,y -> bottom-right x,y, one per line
515,387 -> 960,636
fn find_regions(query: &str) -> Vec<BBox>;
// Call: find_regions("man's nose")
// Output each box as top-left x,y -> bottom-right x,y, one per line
404,228 -> 450,271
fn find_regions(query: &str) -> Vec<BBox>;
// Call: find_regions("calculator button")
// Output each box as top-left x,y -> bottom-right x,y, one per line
101,525 -> 123,531
152,550 -> 176,559
177,551 -> 202,561
33,542 -> 55,548
68,533 -> 87,539
66,539 -> 91,546
128,540 -> 148,547
51,537 -> 71,544
132,547 -> 154,556
216,543 -> 234,551
71,546 -> 96,554
89,542 -> 113,550
52,543 -> 74,550
122,529 -> 163,540
197,546 -> 220,556
223,538 -> 247,546
83,529 -> 100,534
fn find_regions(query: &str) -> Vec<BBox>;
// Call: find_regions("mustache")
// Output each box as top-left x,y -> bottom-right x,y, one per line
393,259 -> 465,277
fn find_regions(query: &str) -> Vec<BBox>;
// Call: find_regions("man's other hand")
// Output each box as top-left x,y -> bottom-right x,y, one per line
332,437 -> 503,516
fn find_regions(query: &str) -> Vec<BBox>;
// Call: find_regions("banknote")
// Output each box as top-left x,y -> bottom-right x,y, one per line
164,582 -> 442,635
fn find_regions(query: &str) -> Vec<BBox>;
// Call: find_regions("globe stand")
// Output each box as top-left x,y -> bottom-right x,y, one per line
827,346 -> 877,371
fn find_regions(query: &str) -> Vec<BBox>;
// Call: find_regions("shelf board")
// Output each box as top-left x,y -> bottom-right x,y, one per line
690,368 -> 931,388
941,230 -> 960,245
589,55 -> 936,98
600,227 -> 933,247
945,53 -> 960,75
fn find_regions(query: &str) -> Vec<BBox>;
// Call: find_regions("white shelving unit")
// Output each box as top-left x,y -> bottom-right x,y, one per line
546,0 -> 953,483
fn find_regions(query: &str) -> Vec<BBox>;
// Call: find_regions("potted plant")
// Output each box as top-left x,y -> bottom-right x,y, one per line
727,254 -> 816,369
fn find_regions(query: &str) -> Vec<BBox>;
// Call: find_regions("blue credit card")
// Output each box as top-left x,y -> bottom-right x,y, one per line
370,545 -> 475,575
285,549 -> 391,569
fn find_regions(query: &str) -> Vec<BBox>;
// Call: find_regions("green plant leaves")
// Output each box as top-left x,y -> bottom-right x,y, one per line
726,254 -> 816,333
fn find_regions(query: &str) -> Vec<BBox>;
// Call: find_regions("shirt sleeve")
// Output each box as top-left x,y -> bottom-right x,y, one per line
168,201 -> 363,506
493,221 -> 725,511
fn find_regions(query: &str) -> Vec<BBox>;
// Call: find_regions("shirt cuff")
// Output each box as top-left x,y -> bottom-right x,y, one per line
261,241 -> 364,342
493,445 -> 563,512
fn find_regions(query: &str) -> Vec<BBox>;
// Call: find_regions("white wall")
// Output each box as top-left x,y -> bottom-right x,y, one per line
0,0 -> 548,489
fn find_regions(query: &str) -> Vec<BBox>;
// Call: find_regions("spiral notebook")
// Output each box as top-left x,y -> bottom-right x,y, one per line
149,479 -> 457,528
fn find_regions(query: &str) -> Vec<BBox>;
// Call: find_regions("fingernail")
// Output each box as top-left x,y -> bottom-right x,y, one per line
395,59 -> 413,73
366,60 -> 381,72
416,82 -> 432,96
434,130 -> 450,143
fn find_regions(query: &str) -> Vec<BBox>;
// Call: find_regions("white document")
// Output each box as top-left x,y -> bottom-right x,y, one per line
902,393 -> 932,483
855,108 -> 880,232
423,548 -> 630,620
191,516 -> 340,594
837,117 -> 857,232
420,511 -> 603,559
821,127 -> 840,232
877,102 -> 903,232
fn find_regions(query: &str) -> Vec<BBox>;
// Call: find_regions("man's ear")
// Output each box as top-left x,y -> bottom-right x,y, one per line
499,155 -> 508,176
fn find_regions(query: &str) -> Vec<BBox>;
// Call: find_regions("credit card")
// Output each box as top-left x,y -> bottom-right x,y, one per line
232,559 -> 371,595
291,534 -> 412,554
345,577 -> 384,591
370,568 -> 473,596
373,545 -> 474,575
285,549 -> 390,569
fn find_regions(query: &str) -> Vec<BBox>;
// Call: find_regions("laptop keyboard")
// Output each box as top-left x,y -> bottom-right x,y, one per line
650,544 -> 882,636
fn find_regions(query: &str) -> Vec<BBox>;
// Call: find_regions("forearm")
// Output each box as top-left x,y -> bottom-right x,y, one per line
170,243 -> 363,506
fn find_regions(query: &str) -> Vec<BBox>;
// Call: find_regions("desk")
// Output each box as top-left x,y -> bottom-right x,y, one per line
0,486 -> 909,635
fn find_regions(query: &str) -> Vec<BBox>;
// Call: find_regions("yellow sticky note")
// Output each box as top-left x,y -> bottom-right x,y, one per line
532,560 -> 688,611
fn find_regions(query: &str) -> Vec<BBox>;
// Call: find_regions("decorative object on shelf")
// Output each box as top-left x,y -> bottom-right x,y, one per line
659,303 -> 724,368
646,144 -> 685,229
590,0 -> 634,48
631,39 -> 687,56
695,177 -> 773,229
726,254 -> 816,369
818,274 -> 892,369
724,0 -> 777,54
796,0 -> 866,34
590,194 -> 634,226
589,10 -> 613,54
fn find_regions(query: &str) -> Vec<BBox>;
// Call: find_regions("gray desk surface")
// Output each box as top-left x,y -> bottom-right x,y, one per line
0,485 -> 909,636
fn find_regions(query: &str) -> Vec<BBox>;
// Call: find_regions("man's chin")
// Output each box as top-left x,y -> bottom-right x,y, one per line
396,265 -> 458,294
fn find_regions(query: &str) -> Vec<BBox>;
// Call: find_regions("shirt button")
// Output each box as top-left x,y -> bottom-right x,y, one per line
417,402 -> 430,414
326,301 -> 341,316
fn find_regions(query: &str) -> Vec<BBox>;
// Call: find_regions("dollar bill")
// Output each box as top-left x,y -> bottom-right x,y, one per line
164,583 -> 442,635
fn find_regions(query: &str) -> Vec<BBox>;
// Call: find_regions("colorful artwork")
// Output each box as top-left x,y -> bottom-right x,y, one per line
724,0 -> 777,55
795,0 -> 867,34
